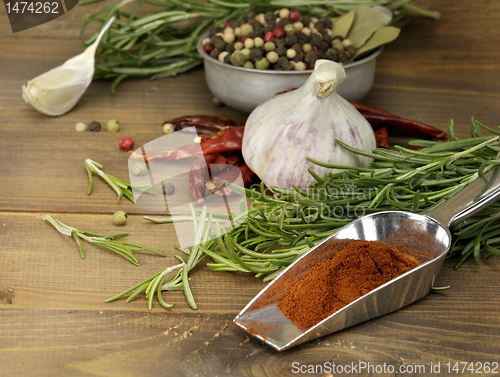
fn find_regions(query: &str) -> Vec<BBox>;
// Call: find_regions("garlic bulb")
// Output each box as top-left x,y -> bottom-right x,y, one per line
242,59 -> 376,190
22,17 -> 115,116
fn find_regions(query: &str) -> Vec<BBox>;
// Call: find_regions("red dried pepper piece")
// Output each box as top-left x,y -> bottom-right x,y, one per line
350,102 -> 448,141
374,127 -> 390,149
190,153 -> 256,203
163,115 -> 236,134
360,113 -> 448,141
134,126 -> 245,162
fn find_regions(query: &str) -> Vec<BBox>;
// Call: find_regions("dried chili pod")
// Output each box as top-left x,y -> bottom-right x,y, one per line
133,126 -> 245,162
163,115 -> 237,134
189,153 -> 256,203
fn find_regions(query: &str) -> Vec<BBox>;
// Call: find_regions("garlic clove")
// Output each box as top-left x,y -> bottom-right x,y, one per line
22,17 -> 115,116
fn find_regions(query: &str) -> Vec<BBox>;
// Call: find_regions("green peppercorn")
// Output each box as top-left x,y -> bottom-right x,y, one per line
230,50 -> 246,66
112,211 -> 127,226
240,23 -> 254,37
284,24 -> 296,35
255,57 -> 270,70
243,60 -> 255,69
263,41 -> 276,52
240,48 -> 251,60
106,119 -> 121,132
132,161 -> 148,176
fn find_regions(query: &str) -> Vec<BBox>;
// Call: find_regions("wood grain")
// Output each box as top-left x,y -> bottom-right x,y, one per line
1,0 -> 500,376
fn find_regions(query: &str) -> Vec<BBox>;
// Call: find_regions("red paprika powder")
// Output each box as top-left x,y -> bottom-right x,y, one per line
278,240 -> 422,329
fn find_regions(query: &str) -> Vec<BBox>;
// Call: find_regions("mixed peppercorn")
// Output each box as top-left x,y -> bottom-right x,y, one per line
202,8 -> 358,71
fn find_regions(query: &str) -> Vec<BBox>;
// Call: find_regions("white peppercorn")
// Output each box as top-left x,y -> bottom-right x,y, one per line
75,122 -> 86,132
162,122 -> 175,134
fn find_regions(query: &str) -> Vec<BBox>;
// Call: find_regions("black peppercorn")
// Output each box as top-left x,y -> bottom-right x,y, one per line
277,18 -> 292,27
301,16 -> 312,26
345,45 -> 357,57
228,19 -> 240,29
318,40 -> 329,52
293,51 -> 304,62
226,43 -> 236,53
338,52 -> 350,63
249,47 -> 264,62
275,37 -> 286,48
297,33 -> 310,43
264,11 -> 276,22
324,48 -> 338,61
245,10 -> 256,21
89,121 -> 101,132
223,53 -> 231,64
163,182 -> 175,196
208,26 -> 221,37
276,46 -> 287,56
332,35 -> 344,41
285,34 -> 298,47
213,35 -> 226,50
262,23 -> 275,34
324,18 -> 334,28
210,48 -> 221,59
291,42 -> 302,52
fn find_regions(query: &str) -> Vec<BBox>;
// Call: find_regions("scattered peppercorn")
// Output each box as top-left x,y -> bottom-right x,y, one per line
163,182 -> 175,196
132,161 -> 148,176
119,137 -> 135,151
89,121 -> 101,132
162,123 -> 175,134
75,122 -> 86,132
112,211 -> 127,226
106,119 -> 121,132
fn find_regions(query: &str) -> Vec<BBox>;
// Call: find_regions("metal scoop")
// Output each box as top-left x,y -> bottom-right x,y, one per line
234,169 -> 500,351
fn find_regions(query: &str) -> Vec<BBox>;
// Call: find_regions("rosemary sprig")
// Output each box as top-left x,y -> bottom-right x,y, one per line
42,214 -> 166,265
106,204 -> 215,309
85,159 -> 153,203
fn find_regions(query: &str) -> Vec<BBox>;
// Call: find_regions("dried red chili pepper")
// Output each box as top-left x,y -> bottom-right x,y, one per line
350,102 -> 448,141
163,115 -> 236,134
374,127 -> 390,149
190,153 -> 256,203
132,126 -> 244,162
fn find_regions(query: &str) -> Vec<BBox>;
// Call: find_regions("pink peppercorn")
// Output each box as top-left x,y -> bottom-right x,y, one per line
119,137 -> 135,151
273,26 -> 285,38
203,42 -> 214,53
263,31 -> 275,42
288,10 -> 301,22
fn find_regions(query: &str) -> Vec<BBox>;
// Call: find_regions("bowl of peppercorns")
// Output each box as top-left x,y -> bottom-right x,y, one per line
197,9 -> 384,113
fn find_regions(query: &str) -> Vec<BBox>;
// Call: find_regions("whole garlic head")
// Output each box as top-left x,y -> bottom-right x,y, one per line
22,17 -> 115,116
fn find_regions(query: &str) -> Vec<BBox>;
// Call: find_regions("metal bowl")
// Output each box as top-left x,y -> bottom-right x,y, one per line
196,32 -> 383,113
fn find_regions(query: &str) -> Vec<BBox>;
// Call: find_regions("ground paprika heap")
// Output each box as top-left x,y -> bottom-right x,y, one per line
278,239 -> 422,329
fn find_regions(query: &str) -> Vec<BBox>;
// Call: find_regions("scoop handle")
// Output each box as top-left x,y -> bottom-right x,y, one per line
426,168 -> 500,228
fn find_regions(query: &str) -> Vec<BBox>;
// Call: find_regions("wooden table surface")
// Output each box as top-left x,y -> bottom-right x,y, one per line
1,1 -> 500,376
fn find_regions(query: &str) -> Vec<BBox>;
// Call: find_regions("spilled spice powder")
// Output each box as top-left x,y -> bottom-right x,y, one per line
278,240 -> 422,329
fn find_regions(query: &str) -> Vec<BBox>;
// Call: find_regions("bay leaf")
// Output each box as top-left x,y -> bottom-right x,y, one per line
353,26 -> 400,60
331,10 -> 355,38
347,6 -> 392,48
